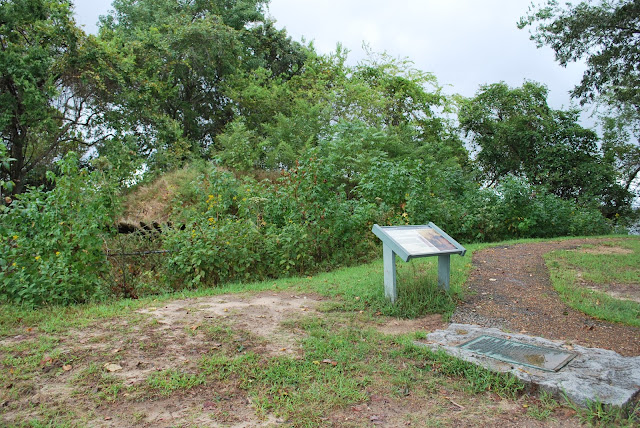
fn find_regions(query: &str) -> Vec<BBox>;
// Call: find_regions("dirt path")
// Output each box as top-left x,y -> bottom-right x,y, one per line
450,239 -> 640,357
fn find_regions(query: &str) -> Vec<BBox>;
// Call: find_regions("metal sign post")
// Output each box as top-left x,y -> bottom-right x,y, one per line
372,223 -> 466,303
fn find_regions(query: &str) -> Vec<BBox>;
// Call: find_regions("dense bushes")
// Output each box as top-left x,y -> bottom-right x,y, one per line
0,154 -> 118,306
358,160 -> 612,242
0,152 -> 617,307
163,161 -> 379,288
457,177 -> 612,241
162,157 -> 614,290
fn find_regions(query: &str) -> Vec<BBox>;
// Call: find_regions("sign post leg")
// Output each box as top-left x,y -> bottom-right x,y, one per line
437,254 -> 451,292
383,244 -> 397,303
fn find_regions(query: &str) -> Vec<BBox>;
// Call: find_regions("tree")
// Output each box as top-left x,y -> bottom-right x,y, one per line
97,0 -> 306,171
601,103 -> 640,192
458,81 -> 630,213
0,0 -> 107,194
518,0 -> 640,106
223,48 -> 466,170
519,1 -> 640,193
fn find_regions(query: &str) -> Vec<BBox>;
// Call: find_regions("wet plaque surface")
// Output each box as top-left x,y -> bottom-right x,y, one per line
458,335 -> 577,372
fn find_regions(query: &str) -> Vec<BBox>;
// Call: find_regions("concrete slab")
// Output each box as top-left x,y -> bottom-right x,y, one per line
415,323 -> 640,408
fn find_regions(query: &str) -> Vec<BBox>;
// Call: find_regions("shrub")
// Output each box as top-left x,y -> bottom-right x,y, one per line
0,153 -> 118,307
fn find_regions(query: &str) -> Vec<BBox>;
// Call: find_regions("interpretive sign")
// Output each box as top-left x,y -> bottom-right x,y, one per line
372,223 -> 465,303
458,335 -> 577,372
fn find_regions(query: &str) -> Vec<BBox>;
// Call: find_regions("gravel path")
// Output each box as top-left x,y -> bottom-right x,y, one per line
450,239 -> 640,357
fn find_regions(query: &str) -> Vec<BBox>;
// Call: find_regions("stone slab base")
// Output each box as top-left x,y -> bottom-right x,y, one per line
415,323 -> 640,408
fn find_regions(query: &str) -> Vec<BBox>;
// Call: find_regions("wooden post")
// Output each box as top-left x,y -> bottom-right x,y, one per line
383,244 -> 397,303
437,254 -> 451,292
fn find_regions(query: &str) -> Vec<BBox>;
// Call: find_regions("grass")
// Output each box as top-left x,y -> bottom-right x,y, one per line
544,237 -> 640,327
526,390 -> 560,421
196,315 -> 525,425
0,241 -> 478,340
566,395 -> 640,427
1,235 -> 638,426
146,369 -> 205,396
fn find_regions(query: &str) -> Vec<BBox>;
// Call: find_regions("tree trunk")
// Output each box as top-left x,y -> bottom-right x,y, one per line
8,115 -> 26,195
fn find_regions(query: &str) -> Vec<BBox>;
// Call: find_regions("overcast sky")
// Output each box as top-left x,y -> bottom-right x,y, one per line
72,0 -> 588,113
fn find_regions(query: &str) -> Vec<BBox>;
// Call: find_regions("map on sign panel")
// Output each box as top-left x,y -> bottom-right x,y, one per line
385,227 -> 457,255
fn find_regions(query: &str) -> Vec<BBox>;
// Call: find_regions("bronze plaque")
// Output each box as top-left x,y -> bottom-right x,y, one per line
458,335 -> 577,372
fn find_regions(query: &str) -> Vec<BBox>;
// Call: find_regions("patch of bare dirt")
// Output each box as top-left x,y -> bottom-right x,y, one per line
376,314 -> 446,336
136,292 -> 321,359
451,238 -> 640,356
87,386 -> 280,428
328,392 -> 580,427
1,292 -> 325,427
582,281 -> 640,303
573,245 -> 633,255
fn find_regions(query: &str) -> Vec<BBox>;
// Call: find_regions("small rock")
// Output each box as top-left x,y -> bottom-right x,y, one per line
104,363 -> 122,372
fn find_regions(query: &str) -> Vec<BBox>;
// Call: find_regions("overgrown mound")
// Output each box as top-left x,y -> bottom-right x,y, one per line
118,165 -> 209,229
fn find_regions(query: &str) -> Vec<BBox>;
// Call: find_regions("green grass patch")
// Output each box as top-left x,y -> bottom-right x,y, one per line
198,314 -> 525,425
146,369 -> 205,396
526,390 -> 560,421
398,342 -> 525,398
0,298 -> 150,337
544,237 -> 640,327
567,396 -> 640,427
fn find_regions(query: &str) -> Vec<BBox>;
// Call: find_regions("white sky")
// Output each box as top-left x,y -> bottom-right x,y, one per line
72,0 -> 587,113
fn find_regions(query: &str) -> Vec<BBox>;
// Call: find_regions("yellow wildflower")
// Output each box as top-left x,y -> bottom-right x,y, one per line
35,256 -> 41,261
55,251 -> 61,256
12,235 -> 18,240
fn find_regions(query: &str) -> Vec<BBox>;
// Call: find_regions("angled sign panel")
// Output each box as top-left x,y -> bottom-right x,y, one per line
372,223 -> 466,262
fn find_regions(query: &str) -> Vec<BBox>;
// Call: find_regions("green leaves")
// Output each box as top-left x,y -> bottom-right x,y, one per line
458,81 -> 630,218
0,153 -> 119,307
519,0 -> 640,106
95,0 -> 306,174
0,0 -> 111,193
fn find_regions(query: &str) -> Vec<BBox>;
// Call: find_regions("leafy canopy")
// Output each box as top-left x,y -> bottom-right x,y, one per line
458,81 -> 630,215
0,0 -> 106,193
519,0 -> 640,106
96,0 -> 306,172
519,0 -> 640,200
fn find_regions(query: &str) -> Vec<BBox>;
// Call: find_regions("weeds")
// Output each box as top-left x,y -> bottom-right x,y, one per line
146,369 -> 205,396
400,344 -> 525,399
527,390 -> 560,421
566,395 -> 640,427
